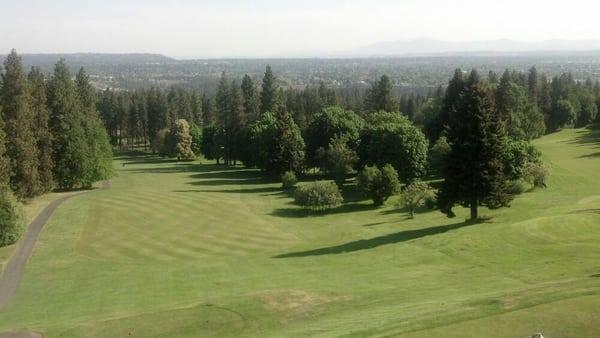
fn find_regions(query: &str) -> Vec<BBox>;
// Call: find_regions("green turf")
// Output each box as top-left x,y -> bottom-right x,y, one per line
0,127 -> 599,337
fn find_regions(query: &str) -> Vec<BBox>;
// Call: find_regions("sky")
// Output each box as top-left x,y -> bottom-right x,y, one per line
1,0 -> 600,58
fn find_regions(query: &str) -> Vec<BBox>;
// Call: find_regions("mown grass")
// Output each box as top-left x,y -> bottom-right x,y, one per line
0,128 -> 599,337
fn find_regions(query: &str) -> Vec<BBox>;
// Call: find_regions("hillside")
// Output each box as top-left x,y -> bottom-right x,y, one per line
0,127 -> 598,337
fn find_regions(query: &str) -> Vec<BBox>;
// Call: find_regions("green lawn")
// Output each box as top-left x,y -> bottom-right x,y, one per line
0,128 -> 599,337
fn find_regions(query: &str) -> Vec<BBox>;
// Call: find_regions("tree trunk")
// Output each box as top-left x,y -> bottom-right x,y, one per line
470,199 -> 478,223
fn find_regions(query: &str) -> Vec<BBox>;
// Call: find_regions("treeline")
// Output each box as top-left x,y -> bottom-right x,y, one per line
98,64 -> 599,222
0,50 -> 113,246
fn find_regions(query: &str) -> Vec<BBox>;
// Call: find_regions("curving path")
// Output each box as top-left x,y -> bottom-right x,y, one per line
0,181 -> 110,312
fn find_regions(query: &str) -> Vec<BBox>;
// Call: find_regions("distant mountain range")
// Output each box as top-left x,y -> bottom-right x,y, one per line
348,38 -> 600,57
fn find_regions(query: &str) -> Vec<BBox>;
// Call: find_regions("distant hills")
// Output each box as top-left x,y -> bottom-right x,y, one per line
349,38 -> 600,57
20,53 -> 175,67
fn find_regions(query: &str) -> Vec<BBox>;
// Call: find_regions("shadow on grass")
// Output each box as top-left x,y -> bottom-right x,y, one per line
565,125 -> 600,147
274,221 -> 472,258
271,203 -> 378,218
174,187 -> 284,195
569,208 -> 600,215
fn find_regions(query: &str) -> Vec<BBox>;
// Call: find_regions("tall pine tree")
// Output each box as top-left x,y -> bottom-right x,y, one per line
0,50 -> 40,198
48,60 -> 90,190
438,70 -> 512,222
241,74 -> 260,124
260,65 -> 279,113
28,67 -> 54,193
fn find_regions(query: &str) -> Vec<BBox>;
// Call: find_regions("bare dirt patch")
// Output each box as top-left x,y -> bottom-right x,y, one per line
255,289 -> 351,322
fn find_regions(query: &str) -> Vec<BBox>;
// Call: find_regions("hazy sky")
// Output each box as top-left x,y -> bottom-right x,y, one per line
2,0 -> 600,58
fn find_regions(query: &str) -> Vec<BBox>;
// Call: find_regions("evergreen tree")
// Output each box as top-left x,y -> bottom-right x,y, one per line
438,70 -> 512,222
364,75 -> 398,113
0,50 -> 40,198
190,91 -> 203,125
28,67 -> 54,193
0,110 -> 11,189
48,59 -> 90,190
147,87 -> 169,151
260,65 -> 279,113
76,68 -> 113,186
241,74 -> 260,124
527,66 -> 539,102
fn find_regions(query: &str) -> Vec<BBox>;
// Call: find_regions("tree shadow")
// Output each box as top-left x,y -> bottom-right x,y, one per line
271,203 -> 378,218
363,222 -> 388,227
274,221 -> 473,258
569,208 -> 600,215
565,125 -> 600,147
174,187 -> 284,195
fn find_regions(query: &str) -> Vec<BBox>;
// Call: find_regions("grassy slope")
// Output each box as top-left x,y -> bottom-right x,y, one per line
0,191 -> 80,274
0,128 -> 598,337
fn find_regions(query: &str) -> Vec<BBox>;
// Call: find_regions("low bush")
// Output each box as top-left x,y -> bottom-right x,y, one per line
522,161 -> 550,188
281,171 -> 298,190
397,181 -> 436,218
0,189 -> 25,247
506,180 -> 528,195
294,181 -> 343,211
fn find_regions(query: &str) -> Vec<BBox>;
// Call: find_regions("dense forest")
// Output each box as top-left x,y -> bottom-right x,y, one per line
0,50 -> 112,246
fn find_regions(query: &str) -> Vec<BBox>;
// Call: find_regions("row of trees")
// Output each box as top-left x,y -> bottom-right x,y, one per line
104,65 -> 565,223
0,50 -> 113,246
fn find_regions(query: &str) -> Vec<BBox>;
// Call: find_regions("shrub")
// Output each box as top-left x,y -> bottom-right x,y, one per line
294,182 -> 343,211
501,139 -> 543,181
281,171 -> 298,190
522,161 -> 550,188
0,189 -> 25,247
357,164 -> 401,206
397,181 -> 435,218
506,180 -> 528,195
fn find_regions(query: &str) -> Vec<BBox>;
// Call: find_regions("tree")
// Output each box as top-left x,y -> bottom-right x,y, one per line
200,124 -> 224,164
48,59 -> 91,190
358,111 -> 429,182
552,99 -> 576,130
364,75 -> 398,113
29,67 -> 52,192
275,111 -> 305,176
357,164 -> 400,206
304,106 -> 364,167
500,83 -> 545,140
0,113 -> 10,189
249,111 -> 305,177
241,74 -> 260,124
438,70 -> 512,222
577,94 -> 598,127
168,119 -> 195,160
76,68 -> 113,187
398,181 -> 435,218
260,66 -> 279,113
0,188 -> 25,247
428,136 -> 451,175
147,87 -> 169,151
317,136 -> 358,187
189,122 -> 203,155
423,70 -> 465,143
0,50 -> 40,198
